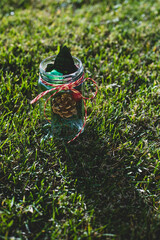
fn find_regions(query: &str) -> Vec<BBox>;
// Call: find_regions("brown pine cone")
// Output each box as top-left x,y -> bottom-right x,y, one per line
52,93 -> 77,118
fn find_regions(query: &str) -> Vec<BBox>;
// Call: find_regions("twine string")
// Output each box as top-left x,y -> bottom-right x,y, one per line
30,74 -> 98,143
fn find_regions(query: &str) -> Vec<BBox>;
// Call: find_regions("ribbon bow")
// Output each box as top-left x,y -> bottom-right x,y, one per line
30,74 -> 98,143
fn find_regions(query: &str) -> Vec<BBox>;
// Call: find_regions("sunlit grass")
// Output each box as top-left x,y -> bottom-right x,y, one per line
0,0 -> 160,239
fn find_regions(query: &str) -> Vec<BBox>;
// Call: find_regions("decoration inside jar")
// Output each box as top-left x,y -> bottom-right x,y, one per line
44,46 -> 84,141
45,46 -> 81,122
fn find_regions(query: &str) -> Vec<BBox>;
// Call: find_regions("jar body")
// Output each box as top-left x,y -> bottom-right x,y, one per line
38,56 -> 84,141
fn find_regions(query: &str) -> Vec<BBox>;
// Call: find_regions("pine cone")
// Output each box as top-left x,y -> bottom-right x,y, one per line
52,93 -> 77,118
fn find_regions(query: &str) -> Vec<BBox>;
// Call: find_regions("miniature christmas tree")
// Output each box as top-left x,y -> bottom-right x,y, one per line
46,46 -> 78,74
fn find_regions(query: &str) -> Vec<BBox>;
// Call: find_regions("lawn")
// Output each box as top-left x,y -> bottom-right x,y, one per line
0,0 -> 160,239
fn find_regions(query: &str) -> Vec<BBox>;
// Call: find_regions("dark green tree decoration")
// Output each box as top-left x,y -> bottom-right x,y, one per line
46,46 -> 78,74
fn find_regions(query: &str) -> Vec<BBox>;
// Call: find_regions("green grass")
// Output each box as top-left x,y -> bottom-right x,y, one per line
0,0 -> 160,239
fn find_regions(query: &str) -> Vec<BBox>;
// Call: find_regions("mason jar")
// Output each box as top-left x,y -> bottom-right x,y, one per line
38,55 -> 84,142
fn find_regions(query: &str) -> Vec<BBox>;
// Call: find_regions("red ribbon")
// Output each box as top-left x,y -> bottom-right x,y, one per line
30,74 -> 98,143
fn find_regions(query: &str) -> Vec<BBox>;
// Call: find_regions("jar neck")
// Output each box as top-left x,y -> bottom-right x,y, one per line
40,69 -> 84,84
39,56 -> 84,84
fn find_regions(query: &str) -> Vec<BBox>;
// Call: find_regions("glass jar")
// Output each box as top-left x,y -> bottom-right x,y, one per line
38,55 -> 84,142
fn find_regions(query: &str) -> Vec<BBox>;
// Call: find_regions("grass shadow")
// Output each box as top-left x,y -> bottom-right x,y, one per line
61,126 -> 160,240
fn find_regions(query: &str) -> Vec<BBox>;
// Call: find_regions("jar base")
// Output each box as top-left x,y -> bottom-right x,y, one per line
51,118 -> 84,141
40,118 -> 84,143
